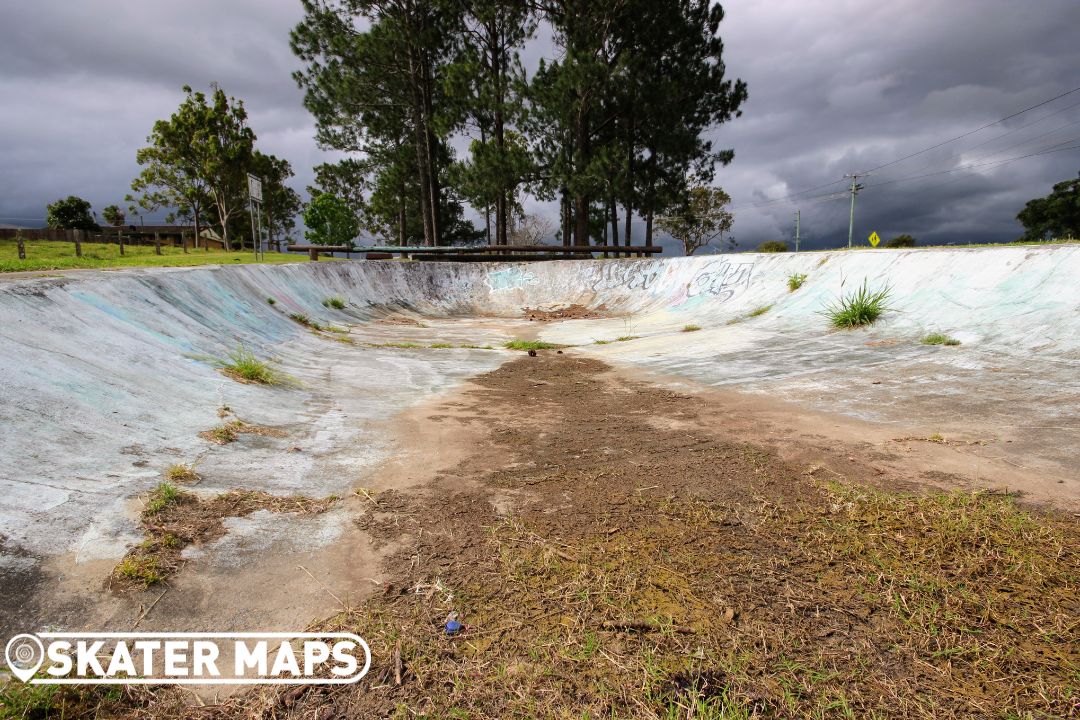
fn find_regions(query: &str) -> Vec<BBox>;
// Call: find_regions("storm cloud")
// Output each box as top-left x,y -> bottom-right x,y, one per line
1,0 -> 1077,250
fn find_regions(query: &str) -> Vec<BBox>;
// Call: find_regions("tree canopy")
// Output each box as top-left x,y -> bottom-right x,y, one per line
656,186 -> 733,255
304,193 -> 359,247
1018,173 -> 1080,241
291,0 -> 746,248
46,196 -> 99,231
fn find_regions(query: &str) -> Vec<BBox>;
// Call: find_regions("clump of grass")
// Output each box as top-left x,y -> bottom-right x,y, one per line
615,335 -> 638,342
266,297 -> 276,305
748,304 -> 772,318
322,296 -> 347,310
922,332 -> 960,346
504,340 -> 559,351
220,346 -> 278,384
145,482 -> 180,514
681,324 -> 702,332
928,432 -> 945,443
429,342 -> 454,348
164,463 -> 200,484
371,341 -> 424,349
787,272 -> 807,291
289,312 -> 311,326
823,281 -> 891,328
114,556 -> 164,587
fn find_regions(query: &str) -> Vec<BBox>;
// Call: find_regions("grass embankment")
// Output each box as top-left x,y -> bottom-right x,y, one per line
0,239 -> 315,273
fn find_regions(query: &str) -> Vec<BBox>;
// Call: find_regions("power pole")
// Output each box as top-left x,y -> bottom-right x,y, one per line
794,210 -> 801,252
843,173 -> 867,249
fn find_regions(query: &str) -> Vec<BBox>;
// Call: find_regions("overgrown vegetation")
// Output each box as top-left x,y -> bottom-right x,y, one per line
823,280 -> 891,328
922,332 -> 960,346
144,482 -> 180,514
504,339 -> 559,351
757,240 -> 788,253
218,346 -> 279,384
786,272 -> 807,291
111,488 -> 337,591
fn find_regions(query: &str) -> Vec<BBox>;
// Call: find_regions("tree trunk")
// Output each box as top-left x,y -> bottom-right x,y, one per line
609,194 -> 618,253
645,208 -> 654,248
118,228 -> 124,256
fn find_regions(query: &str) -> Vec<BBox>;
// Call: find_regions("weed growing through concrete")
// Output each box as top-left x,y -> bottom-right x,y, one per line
266,297 -> 276,305
595,336 -> 639,345
505,340 -> 559,350
198,419 -> 286,445
289,312 -> 311,326
164,463 -> 200,484
220,346 -> 278,384
748,304 -> 772,318
115,556 -> 164,587
787,272 -> 807,291
323,296 -> 347,310
682,324 -> 702,332
145,482 -> 180,514
922,333 -> 960,346
824,281 -> 891,328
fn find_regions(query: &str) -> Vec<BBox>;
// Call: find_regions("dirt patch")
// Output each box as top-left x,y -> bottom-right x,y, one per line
524,303 -> 609,321
123,354 -> 1075,719
111,488 -> 337,590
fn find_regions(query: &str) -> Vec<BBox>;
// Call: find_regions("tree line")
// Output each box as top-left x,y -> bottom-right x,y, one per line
291,0 -> 748,248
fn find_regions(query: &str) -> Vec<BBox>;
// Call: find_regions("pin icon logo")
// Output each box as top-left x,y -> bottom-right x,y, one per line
5,634 -> 45,682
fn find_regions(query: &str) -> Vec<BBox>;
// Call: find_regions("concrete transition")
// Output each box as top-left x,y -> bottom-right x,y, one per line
0,246 -> 1077,634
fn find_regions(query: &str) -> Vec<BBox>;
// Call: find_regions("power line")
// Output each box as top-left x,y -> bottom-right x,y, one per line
860,85 -> 1080,174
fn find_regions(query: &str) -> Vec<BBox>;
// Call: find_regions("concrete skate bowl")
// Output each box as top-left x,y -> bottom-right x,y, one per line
1,245 -> 1078,634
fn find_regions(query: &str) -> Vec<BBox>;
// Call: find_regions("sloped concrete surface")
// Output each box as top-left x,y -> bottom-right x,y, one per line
0,246 -> 1077,633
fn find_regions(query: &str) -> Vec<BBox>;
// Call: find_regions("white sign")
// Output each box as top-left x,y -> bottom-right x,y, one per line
248,174 -> 263,203
5,632 -> 370,685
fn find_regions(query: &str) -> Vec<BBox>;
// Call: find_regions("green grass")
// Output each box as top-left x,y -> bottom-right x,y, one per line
115,555 -> 165,587
266,297 -> 277,305
922,333 -> 960,346
289,312 -> 312,326
0,239 -> 315,273
145,482 -> 180,514
682,324 -> 702,332
504,340 -> 560,351
595,335 -> 639,345
164,463 -> 200,484
220,346 -> 278,384
748,305 -> 772,318
787,273 -> 807,291
322,296 -> 347,310
823,281 -> 891,328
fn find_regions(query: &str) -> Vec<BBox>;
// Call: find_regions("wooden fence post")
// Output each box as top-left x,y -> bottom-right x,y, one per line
74,229 -> 83,257
118,229 -> 125,256
309,248 -> 319,262
182,232 -> 189,253
154,232 -> 162,255
17,230 -> 26,260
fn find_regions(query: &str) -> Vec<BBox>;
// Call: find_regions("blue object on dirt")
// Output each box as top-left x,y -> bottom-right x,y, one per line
445,619 -> 463,635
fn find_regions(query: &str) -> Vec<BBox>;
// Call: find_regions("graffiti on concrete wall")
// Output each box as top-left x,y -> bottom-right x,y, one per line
582,261 -> 668,293
685,260 -> 754,302
487,267 -> 539,292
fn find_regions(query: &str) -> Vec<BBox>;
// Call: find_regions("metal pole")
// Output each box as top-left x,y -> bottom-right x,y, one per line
794,210 -> 800,252
844,174 -> 861,249
249,198 -> 257,261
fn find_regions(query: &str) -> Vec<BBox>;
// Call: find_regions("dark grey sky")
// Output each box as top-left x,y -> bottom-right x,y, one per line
1,0 -> 1078,250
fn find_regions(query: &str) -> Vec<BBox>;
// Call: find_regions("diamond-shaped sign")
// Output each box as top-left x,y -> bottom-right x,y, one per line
868,231 -> 881,248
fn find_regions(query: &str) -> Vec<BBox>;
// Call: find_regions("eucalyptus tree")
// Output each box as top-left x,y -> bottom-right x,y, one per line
130,85 -> 254,251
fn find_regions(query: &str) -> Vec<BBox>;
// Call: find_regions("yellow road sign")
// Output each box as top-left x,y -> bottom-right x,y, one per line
868,231 -> 881,247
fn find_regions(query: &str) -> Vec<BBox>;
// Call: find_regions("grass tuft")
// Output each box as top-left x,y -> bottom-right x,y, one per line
220,346 -> 278,384
823,280 -> 891,328
289,312 -> 311,326
145,482 -> 180,514
322,296 -> 347,310
787,272 -> 807,291
922,333 -> 960,346
164,463 -> 200,484
266,297 -> 276,305
504,340 -> 559,351
681,324 -> 702,332
748,305 -> 772,318
114,556 -> 164,587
